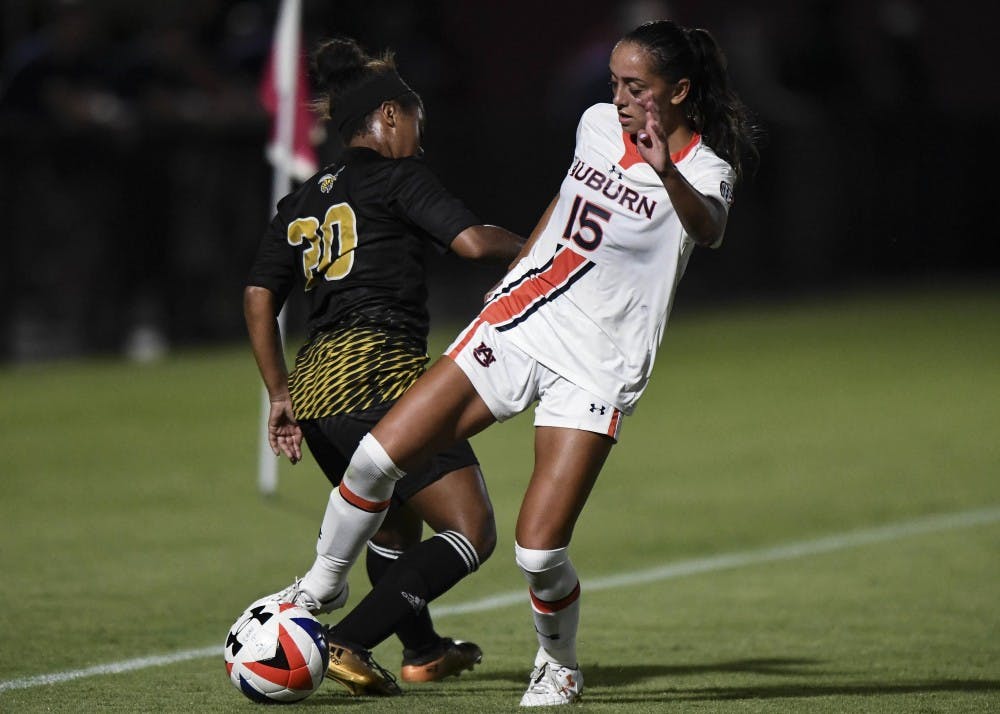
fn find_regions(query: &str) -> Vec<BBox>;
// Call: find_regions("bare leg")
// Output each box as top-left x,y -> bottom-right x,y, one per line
515,426 -> 614,677
373,357 -> 496,470
371,503 -> 423,549
516,426 -> 614,548
407,464 -> 496,559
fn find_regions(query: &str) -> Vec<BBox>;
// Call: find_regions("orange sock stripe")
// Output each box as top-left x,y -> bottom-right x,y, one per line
338,481 -> 390,513
529,581 -> 581,614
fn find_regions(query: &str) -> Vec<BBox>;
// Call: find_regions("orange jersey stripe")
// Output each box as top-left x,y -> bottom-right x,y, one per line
482,249 -> 588,327
448,249 -> 589,361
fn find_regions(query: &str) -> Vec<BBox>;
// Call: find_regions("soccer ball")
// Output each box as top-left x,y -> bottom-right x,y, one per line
224,600 -> 329,703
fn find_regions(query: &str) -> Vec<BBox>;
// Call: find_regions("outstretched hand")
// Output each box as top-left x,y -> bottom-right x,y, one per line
635,94 -> 674,175
268,397 -> 302,464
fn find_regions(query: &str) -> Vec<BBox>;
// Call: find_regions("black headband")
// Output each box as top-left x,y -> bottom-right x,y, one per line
329,72 -> 415,135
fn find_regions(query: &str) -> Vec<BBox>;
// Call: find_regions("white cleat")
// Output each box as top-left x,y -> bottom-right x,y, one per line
248,578 -> 349,616
519,651 -> 583,706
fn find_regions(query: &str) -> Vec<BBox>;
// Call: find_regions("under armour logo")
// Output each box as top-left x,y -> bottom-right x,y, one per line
473,341 -> 496,367
608,164 -> 624,180
589,403 -> 607,415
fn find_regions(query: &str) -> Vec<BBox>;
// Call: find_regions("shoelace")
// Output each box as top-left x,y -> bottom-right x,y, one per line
322,627 -> 399,688
361,650 -> 399,688
528,664 -> 548,689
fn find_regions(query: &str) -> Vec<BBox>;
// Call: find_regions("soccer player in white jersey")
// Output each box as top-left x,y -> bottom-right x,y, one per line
264,19 -> 759,706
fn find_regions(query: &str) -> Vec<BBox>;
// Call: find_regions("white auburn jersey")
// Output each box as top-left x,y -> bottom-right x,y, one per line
477,103 -> 735,414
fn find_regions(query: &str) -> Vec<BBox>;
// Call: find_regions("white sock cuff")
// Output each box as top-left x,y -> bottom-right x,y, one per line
359,433 -> 406,481
515,543 -> 569,572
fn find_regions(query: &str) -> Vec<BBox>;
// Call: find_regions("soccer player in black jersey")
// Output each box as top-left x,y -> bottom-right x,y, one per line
244,38 -> 523,695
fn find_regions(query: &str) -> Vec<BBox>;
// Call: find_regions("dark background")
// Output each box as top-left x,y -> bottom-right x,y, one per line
1,0 -> 996,362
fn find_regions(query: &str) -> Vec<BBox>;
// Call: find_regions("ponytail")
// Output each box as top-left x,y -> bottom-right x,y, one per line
622,21 -> 760,182
683,28 -> 759,182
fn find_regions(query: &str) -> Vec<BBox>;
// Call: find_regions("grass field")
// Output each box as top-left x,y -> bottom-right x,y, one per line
1,286 -> 998,712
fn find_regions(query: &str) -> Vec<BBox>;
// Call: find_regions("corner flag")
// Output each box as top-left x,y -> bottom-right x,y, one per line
257,0 -> 316,495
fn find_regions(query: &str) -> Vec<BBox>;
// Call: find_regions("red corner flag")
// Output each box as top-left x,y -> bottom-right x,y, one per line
258,0 -> 317,183
256,0 -> 315,496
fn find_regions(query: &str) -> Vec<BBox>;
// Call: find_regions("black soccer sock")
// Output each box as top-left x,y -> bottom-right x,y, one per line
332,531 -> 480,650
365,541 -> 440,652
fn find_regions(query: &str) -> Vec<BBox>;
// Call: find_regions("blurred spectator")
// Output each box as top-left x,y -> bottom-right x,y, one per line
1,1 -> 133,360
0,1 -> 270,361
1,0 -> 130,128
0,0 -> 995,363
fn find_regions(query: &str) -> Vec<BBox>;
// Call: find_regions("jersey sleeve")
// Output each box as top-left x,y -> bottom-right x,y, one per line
384,158 -> 480,252
246,207 -> 297,304
687,153 -> 736,213
576,104 -> 601,146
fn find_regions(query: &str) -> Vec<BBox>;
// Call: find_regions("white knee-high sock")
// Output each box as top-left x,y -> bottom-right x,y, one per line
299,434 -> 405,601
515,543 -> 581,667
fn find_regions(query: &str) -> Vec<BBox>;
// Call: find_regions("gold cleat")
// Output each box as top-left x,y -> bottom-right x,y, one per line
326,642 -> 402,696
400,638 -> 483,683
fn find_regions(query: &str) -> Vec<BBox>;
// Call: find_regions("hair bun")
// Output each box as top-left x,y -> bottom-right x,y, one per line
312,37 -> 370,98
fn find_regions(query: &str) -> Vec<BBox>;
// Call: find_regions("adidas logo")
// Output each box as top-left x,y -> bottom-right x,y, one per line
400,591 -> 426,613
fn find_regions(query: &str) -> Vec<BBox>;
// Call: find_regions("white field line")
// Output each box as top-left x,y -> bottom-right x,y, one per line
2,505 -> 998,693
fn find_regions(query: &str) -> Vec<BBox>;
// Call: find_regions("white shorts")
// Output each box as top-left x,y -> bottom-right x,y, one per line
446,319 -> 623,440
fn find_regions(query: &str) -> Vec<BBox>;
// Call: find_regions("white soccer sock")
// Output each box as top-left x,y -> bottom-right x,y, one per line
515,543 -> 581,667
300,434 -> 405,601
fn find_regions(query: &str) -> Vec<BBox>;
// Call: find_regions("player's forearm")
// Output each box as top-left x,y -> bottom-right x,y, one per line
659,168 -> 727,248
451,225 -> 525,263
243,286 -> 291,400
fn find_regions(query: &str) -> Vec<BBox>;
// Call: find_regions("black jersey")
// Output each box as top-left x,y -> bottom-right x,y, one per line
247,147 -> 480,418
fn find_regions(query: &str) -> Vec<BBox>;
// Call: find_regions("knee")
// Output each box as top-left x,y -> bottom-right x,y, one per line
474,516 -> 498,564
343,433 -> 405,502
371,522 -> 422,551
471,496 -> 498,563
449,509 -> 497,566
434,487 -> 497,564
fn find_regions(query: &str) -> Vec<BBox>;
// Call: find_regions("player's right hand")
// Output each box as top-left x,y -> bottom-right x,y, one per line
268,398 -> 303,464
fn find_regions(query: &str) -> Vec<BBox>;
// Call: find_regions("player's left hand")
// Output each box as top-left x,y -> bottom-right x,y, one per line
268,398 -> 303,464
635,95 -> 674,176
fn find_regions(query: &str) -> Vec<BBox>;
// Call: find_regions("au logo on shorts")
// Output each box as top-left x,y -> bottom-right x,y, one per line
473,341 -> 496,367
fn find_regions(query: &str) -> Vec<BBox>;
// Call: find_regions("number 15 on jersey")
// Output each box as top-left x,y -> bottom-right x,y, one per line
562,195 -> 611,251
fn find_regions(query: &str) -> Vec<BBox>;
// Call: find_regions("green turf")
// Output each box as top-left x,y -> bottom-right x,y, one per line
1,286 -> 998,712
